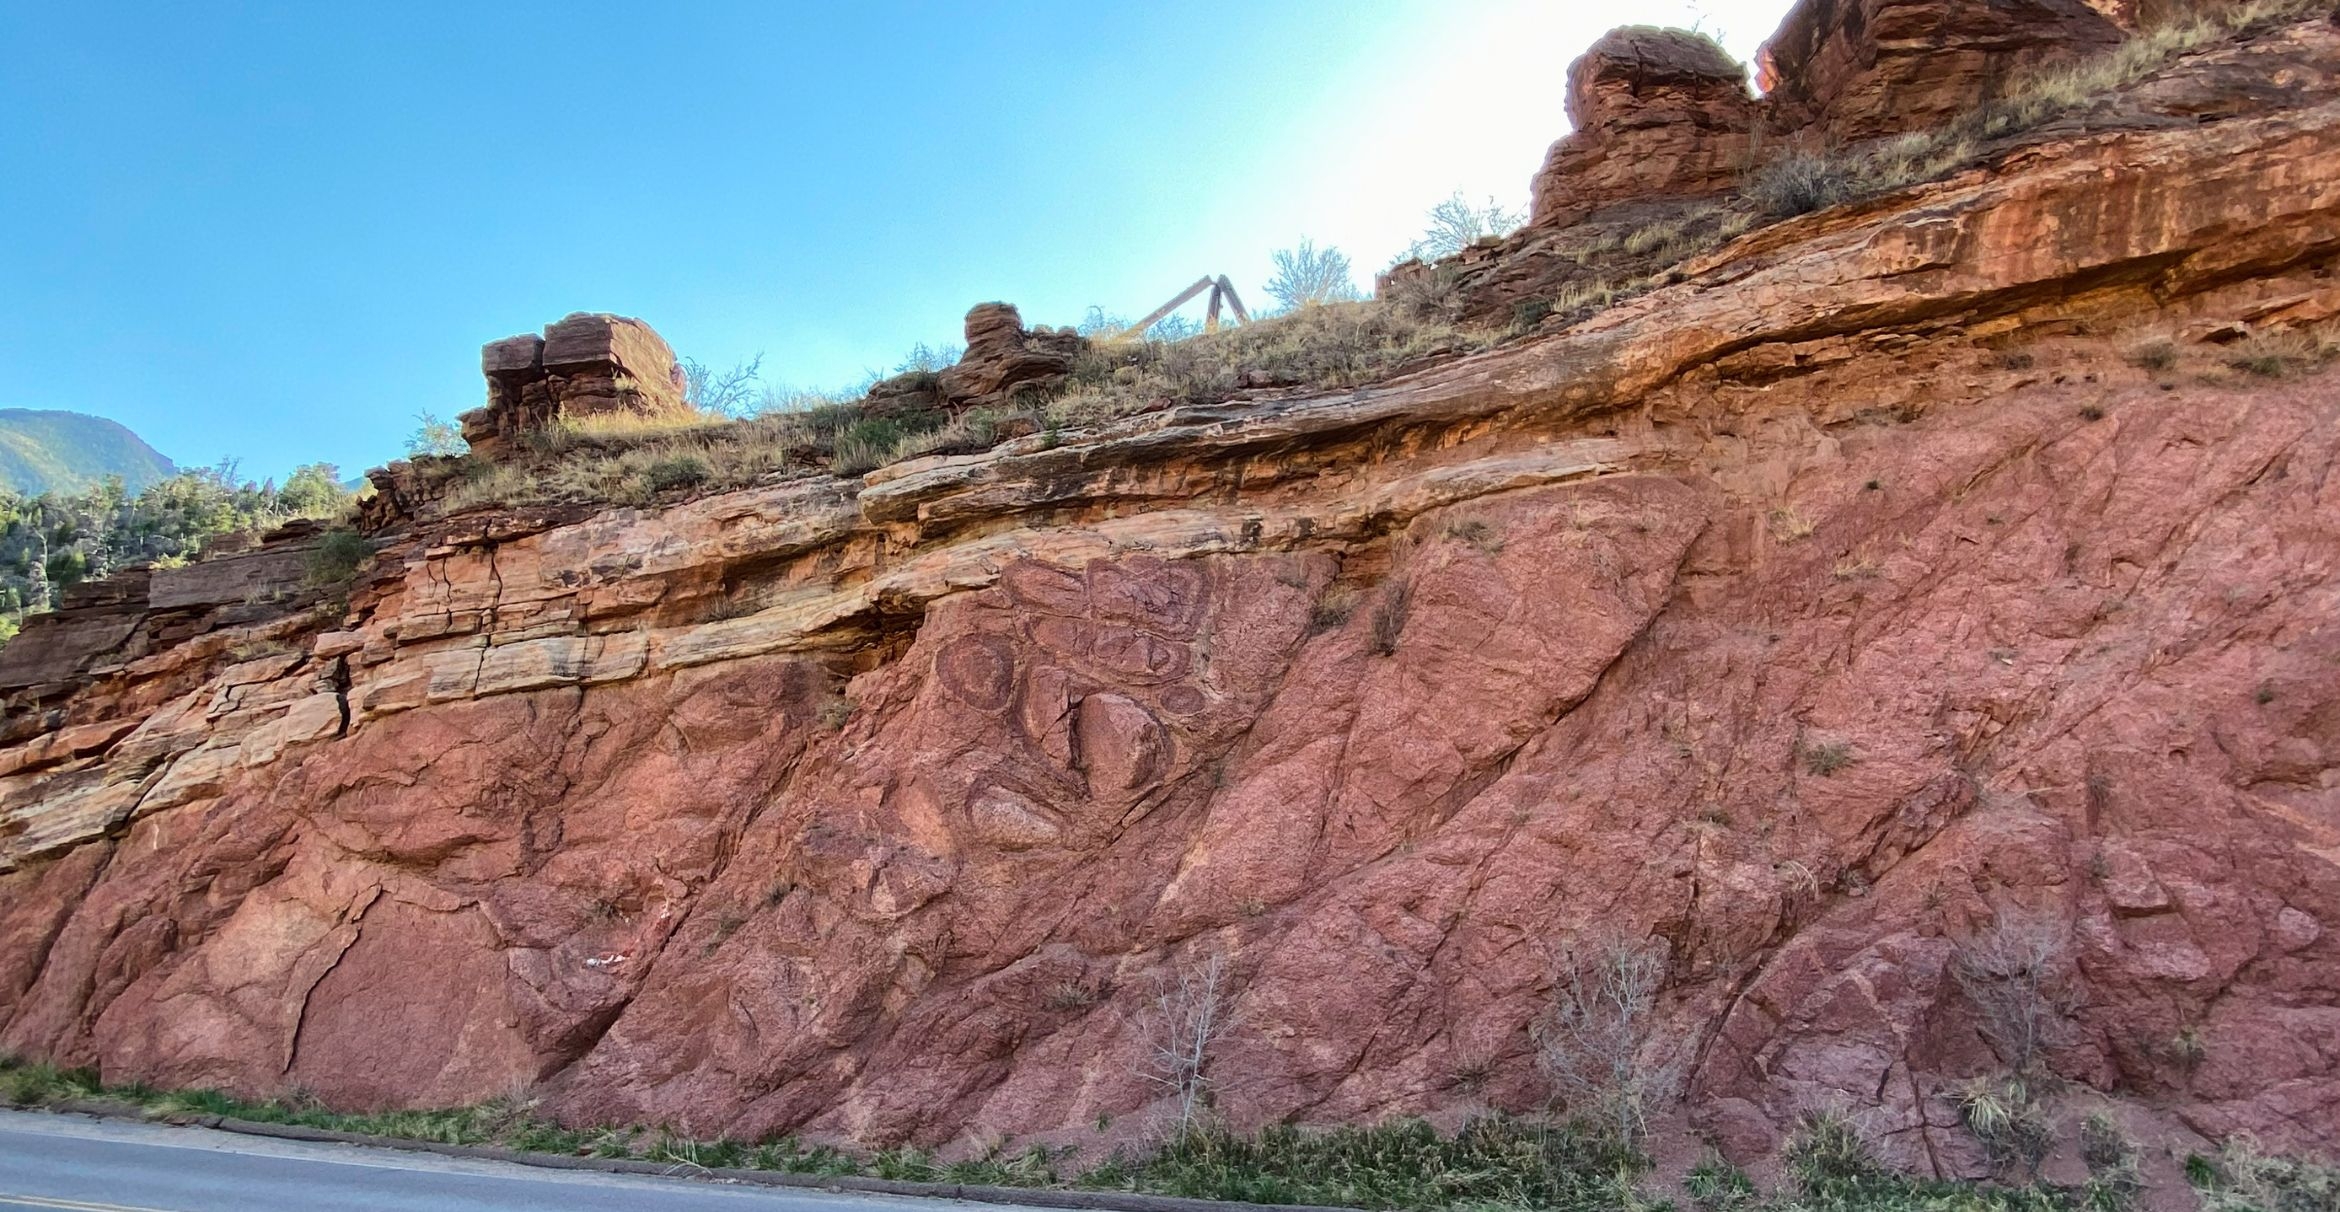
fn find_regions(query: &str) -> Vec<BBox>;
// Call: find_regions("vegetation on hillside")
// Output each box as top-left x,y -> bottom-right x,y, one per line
6,1055 -> 2333,1211
1264,240 -> 1364,309
0,409 -> 178,497
0,463 -> 354,645
422,292 -> 1491,515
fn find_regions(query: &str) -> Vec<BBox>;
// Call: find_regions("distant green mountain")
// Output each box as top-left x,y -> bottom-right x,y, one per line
0,410 -> 177,497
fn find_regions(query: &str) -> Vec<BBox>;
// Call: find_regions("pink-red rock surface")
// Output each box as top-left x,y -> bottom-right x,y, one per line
4,2 -> 2340,1189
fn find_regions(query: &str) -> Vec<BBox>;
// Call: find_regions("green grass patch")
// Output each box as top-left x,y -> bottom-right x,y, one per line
7,1056 -> 2333,1210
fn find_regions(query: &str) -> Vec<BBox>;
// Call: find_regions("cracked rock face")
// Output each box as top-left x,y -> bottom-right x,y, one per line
4,2 -> 2340,1183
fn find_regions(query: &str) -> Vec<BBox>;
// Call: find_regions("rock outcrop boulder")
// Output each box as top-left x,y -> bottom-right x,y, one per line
459,313 -> 689,460
935,303 -> 1084,411
1528,27 -> 1758,229
1758,0 -> 2127,139
863,303 -> 1087,421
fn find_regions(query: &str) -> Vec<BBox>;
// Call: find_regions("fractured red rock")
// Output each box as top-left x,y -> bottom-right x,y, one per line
2,6 -> 2339,1189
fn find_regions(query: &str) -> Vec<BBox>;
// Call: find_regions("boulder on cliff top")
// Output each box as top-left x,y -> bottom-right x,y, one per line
1758,0 -> 2127,139
1528,26 -> 1758,230
460,313 -> 689,460
861,303 -> 1088,422
934,303 -> 1085,412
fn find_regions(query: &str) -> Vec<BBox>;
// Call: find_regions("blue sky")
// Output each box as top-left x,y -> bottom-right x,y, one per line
0,1 -> 1787,483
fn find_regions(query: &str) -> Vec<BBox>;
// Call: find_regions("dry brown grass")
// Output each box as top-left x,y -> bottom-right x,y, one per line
2223,326 -> 2333,378
1045,300 -> 1487,429
424,297 -> 1492,516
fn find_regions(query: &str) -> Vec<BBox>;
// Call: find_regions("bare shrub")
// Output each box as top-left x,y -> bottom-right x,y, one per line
1746,152 -> 1859,218
1264,240 -> 1363,310
1953,910 -> 2075,1076
1145,953 -> 1234,1133
1402,192 -> 1522,263
1309,584 -> 1361,634
1369,580 -> 1411,657
1533,932 -> 1679,1149
683,354 -> 764,416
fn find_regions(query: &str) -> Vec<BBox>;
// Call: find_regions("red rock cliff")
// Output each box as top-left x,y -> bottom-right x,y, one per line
4,0 -> 2338,1185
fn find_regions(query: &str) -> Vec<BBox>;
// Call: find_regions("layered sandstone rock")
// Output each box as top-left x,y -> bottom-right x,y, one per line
3,4 -> 2339,1192
459,313 -> 689,460
861,303 -> 1086,422
1758,0 -> 2127,138
1529,27 -> 1758,229
935,303 -> 1084,411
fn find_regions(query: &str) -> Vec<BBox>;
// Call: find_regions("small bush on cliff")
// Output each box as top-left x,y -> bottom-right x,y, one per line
2080,1113 -> 2145,1209
1369,581 -> 1412,657
1801,738 -> 1855,776
1956,1076 -> 2054,1179
642,453 -> 712,492
1533,932 -> 1679,1152
1143,953 -> 1234,1134
1954,910 -> 2075,1077
2224,328 -> 2329,378
304,528 -> 373,587
1747,152 -> 1860,218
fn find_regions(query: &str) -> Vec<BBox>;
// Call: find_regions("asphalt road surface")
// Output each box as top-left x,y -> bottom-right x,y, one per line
0,1109 -> 1017,1212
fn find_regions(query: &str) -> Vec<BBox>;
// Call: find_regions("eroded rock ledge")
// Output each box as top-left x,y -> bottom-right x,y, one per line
2,2 -> 2337,1186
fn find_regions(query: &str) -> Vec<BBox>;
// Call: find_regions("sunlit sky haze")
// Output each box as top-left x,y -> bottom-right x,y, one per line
0,1 -> 1791,480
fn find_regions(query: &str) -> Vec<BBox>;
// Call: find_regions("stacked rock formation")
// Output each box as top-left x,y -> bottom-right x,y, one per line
865,303 -> 1087,420
460,313 -> 689,460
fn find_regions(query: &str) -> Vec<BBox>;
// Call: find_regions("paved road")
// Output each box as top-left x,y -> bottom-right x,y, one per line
0,1109 -> 1004,1212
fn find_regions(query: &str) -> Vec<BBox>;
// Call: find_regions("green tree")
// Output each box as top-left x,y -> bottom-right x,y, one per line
277,463 -> 351,519
0,465 -> 297,650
